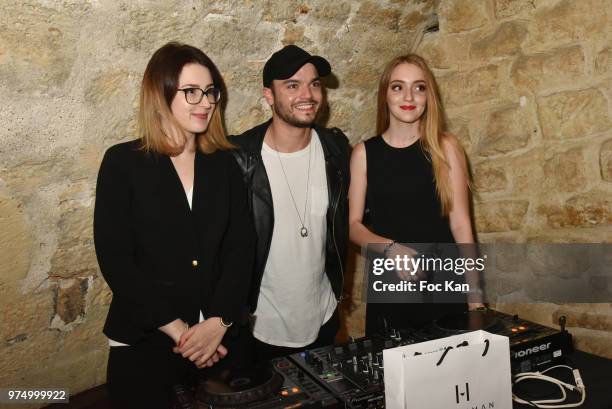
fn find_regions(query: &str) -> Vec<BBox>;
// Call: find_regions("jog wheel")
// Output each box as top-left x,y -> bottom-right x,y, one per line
196,362 -> 283,407
434,310 -> 503,334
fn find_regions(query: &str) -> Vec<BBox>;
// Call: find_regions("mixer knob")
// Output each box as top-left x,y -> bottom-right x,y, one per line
352,356 -> 358,365
362,363 -> 369,374
367,352 -> 373,363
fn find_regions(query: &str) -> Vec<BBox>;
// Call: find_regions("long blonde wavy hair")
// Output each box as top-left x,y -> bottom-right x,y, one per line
376,54 -> 468,216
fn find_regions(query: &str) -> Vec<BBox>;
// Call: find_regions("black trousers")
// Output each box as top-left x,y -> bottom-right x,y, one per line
106,345 -> 197,409
253,308 -> 340,363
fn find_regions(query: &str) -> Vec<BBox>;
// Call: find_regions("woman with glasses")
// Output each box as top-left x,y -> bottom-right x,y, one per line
94,42 -> 254,409
348,54 -> 483,335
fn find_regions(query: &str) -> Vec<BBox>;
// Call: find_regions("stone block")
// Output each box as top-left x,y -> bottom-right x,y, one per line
282,23 -> 305,45
84,70 -> 131,107
542,147 -> 587,193
537,88 -> 611,140
511,46 -> 585,92
475,200 -> 529,233
354,1 -> 402,31
50,197 -> 97,278
595,47 -> 612,76
327,95 -> 377,142
439,0 -> 490,33
600,139 -> 612,182
438,64 -> 500,108
0,284 -> 54,346
398,11 -> 429,31
473,163 -> 509,192
307,1 -> 352,24
470,21 -> 528,59
260,0 -> 299,22
419,34 -> 471,70
494,0 -> 537,19
538,191 -> 612,228
118,5 -> 197,54
351,1 -> 402,31
0,196 -> 33,283
477,105 -> 532,156
0,2 -> 88,92
445,117 -> 472,151
530,0 -> 608,47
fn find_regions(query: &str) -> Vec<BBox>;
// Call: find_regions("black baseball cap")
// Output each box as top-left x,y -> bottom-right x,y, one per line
263,45 -> 331,87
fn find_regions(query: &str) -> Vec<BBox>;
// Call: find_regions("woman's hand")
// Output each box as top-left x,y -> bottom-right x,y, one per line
173,317 -> 228,368
159,319 -> 189,344
386,243 -> 425,281
468,302 -> 486,311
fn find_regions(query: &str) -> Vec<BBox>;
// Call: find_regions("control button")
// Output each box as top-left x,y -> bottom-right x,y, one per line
192,259 -> 198,267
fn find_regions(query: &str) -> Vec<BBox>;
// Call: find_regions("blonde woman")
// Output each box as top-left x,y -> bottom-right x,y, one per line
348,54 -> 481,335
94,42 -> 254,408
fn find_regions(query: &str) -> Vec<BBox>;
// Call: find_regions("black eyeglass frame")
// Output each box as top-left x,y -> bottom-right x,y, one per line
176,86 -> 222,105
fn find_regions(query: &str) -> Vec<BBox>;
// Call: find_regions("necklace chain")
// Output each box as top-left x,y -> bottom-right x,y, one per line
273,133 -> 312,238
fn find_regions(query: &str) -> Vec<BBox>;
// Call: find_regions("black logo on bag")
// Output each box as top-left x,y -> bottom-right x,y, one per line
455,383 -> 470,403
455,383 -> 495,409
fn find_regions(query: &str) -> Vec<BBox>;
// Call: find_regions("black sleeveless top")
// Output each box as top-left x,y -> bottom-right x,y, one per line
363,136 -> 465,334
364,135 -> 453,243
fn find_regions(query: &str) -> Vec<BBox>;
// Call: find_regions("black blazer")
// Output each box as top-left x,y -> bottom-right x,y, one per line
94,140 -> 254,347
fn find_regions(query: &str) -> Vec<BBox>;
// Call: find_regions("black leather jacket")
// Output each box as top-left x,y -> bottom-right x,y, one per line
229,120 -> 351,312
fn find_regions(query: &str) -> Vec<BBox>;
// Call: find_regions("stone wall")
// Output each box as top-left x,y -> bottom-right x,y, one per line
0,0 -> 610,399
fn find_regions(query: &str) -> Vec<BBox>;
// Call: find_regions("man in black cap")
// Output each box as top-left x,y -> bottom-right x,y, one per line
230,45 -> 350,361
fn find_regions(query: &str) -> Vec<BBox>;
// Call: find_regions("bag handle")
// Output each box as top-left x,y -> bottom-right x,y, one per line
434,339 -> 490,366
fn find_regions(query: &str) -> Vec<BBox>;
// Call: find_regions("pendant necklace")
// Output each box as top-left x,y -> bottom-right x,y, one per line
274,134 -> 312,238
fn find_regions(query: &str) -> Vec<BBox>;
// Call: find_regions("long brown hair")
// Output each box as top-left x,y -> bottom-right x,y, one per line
376,54 -> 467,215
138,42 -> 232,155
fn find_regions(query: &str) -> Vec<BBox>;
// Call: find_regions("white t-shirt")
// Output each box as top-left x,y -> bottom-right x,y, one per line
253,130 -> 337,347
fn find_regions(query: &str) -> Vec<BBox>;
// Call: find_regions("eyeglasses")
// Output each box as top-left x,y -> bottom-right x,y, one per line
177,86 -> 221,105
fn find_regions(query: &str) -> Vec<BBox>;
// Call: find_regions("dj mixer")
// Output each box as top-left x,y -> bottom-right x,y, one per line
176,310 -> 572,409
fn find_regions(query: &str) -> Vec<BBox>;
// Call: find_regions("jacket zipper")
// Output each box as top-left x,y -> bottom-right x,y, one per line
331,168 -> 344,303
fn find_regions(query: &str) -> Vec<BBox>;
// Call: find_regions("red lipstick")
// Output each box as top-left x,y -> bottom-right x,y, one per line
400,105 -> 416,111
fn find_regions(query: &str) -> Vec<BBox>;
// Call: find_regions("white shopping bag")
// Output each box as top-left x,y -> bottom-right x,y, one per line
383,330 -> 512,409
